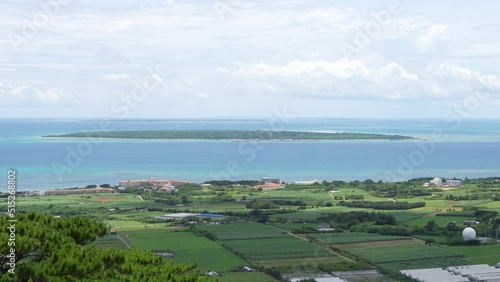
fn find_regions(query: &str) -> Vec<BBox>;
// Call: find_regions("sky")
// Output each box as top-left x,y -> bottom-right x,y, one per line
1,0 -> 500,119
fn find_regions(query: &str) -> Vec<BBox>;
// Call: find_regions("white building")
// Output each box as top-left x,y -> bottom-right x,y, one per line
446,179 -> 462,186
430,177 -> 443,186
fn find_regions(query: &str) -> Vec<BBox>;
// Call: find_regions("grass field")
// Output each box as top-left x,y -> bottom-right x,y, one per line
404,215 -> 472,227
92,234 -> 128,249
308,232 -> 412,244
196,223 -> 289,240
221,237 -> 334,260
105,220 -> 170,231
250,256 -> 346,267
219,272 -> 277,282
377,257 -> 472,273
445,244 -> 500,265
127,229 -> 248,272
270,223 -> 320,231
413,234 -> 450,244
476,201 -> 500,211
342,242 -> 465,265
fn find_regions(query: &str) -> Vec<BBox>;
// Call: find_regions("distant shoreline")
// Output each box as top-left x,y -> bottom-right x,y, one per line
43,130 -> 416,141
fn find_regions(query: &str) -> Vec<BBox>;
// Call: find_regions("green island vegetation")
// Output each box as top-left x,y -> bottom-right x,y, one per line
1,177 -> 500,281
43,130 -> 415,141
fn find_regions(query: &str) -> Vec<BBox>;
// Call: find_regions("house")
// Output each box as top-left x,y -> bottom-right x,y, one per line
206,271 -> 219,277
430,178 -> 443,187
446,179 -> 462,187
293,179 -> 320,185
317,223 -> 335,232
118,178 -> 188,189
464,220 -> 480,225
243,266 -> 253,272
254,182 -> 284,190
261,177 -> 281,184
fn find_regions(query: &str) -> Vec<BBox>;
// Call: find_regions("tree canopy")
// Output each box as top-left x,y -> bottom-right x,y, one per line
0,213 -> 213,282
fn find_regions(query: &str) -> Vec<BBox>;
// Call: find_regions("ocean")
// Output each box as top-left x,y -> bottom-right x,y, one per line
0,118 -> 499,191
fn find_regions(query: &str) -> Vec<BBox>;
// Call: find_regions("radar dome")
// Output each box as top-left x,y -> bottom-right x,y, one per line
463,227 -> 476,241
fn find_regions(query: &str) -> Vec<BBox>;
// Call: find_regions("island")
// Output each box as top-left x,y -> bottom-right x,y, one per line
44,130 -> 415,140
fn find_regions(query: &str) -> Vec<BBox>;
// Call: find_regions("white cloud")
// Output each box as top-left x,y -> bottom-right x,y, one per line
228,59 -> 499,101
451,43 -> 500,58
418,24 -> 449,54
0,82 -> 80,106
1,1 -> 500,118
100,73 -> 130,81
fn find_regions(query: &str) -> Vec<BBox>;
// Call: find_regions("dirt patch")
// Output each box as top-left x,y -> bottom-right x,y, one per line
439,187 -> 458,191
91,196 -> 124,203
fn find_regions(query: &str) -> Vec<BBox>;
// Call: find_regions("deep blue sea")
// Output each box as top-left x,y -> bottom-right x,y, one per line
0,118 -> 499,191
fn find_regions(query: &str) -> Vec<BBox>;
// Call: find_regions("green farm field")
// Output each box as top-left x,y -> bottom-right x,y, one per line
381,210 -> 429,223
219,272 -> 278,282
105,220 -> 171,231
377,257 -> 472,273
250,256 -> 346,267
221,237 -> 334,260
404,215 -> 472,227
269,223 -> 320,231
127,229 -> 248,272
195,223 -> 289,240
445,244 -> 500,265
308,232 -> 412,244
92,234 -> 128,249
342,242 -> 465,264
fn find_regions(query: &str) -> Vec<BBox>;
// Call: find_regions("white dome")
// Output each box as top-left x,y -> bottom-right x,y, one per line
463,227 -> 476,240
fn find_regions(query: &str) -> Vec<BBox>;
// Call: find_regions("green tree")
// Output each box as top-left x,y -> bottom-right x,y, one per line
0,213 -> 213,282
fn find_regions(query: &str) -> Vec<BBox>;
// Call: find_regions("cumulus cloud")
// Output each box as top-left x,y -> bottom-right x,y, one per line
100,73 -> 131,81
418,24 -> 449,54
228,59 -> 500,101
0,82 -> 80,106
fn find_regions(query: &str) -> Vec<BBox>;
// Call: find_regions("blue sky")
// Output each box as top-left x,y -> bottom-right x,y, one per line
1,0 -> 500,119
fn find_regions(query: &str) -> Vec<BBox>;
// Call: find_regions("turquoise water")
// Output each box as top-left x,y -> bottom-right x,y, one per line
0,119 -> 499,190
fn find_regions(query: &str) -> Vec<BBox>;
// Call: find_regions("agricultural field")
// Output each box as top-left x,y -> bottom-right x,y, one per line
377,257 -> 472,273
382,211 -> 429,223
308,232 -> 412,244
105,220 -> 171,231
342,242 -> 464,264
339,241 -> 470,272
10,177 -> 500,279
16,193 -> 168,218
221,237 -> 334,260
219,272 -> 278,282
445,244 -> 500,265
404,215 -> 473,227
270,223 -> 320,231
412,235 -> 450,244
195,223 -> 289,240
126,229 -> 248,272
92,234 -> 128,249
476,200 -> 500,211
